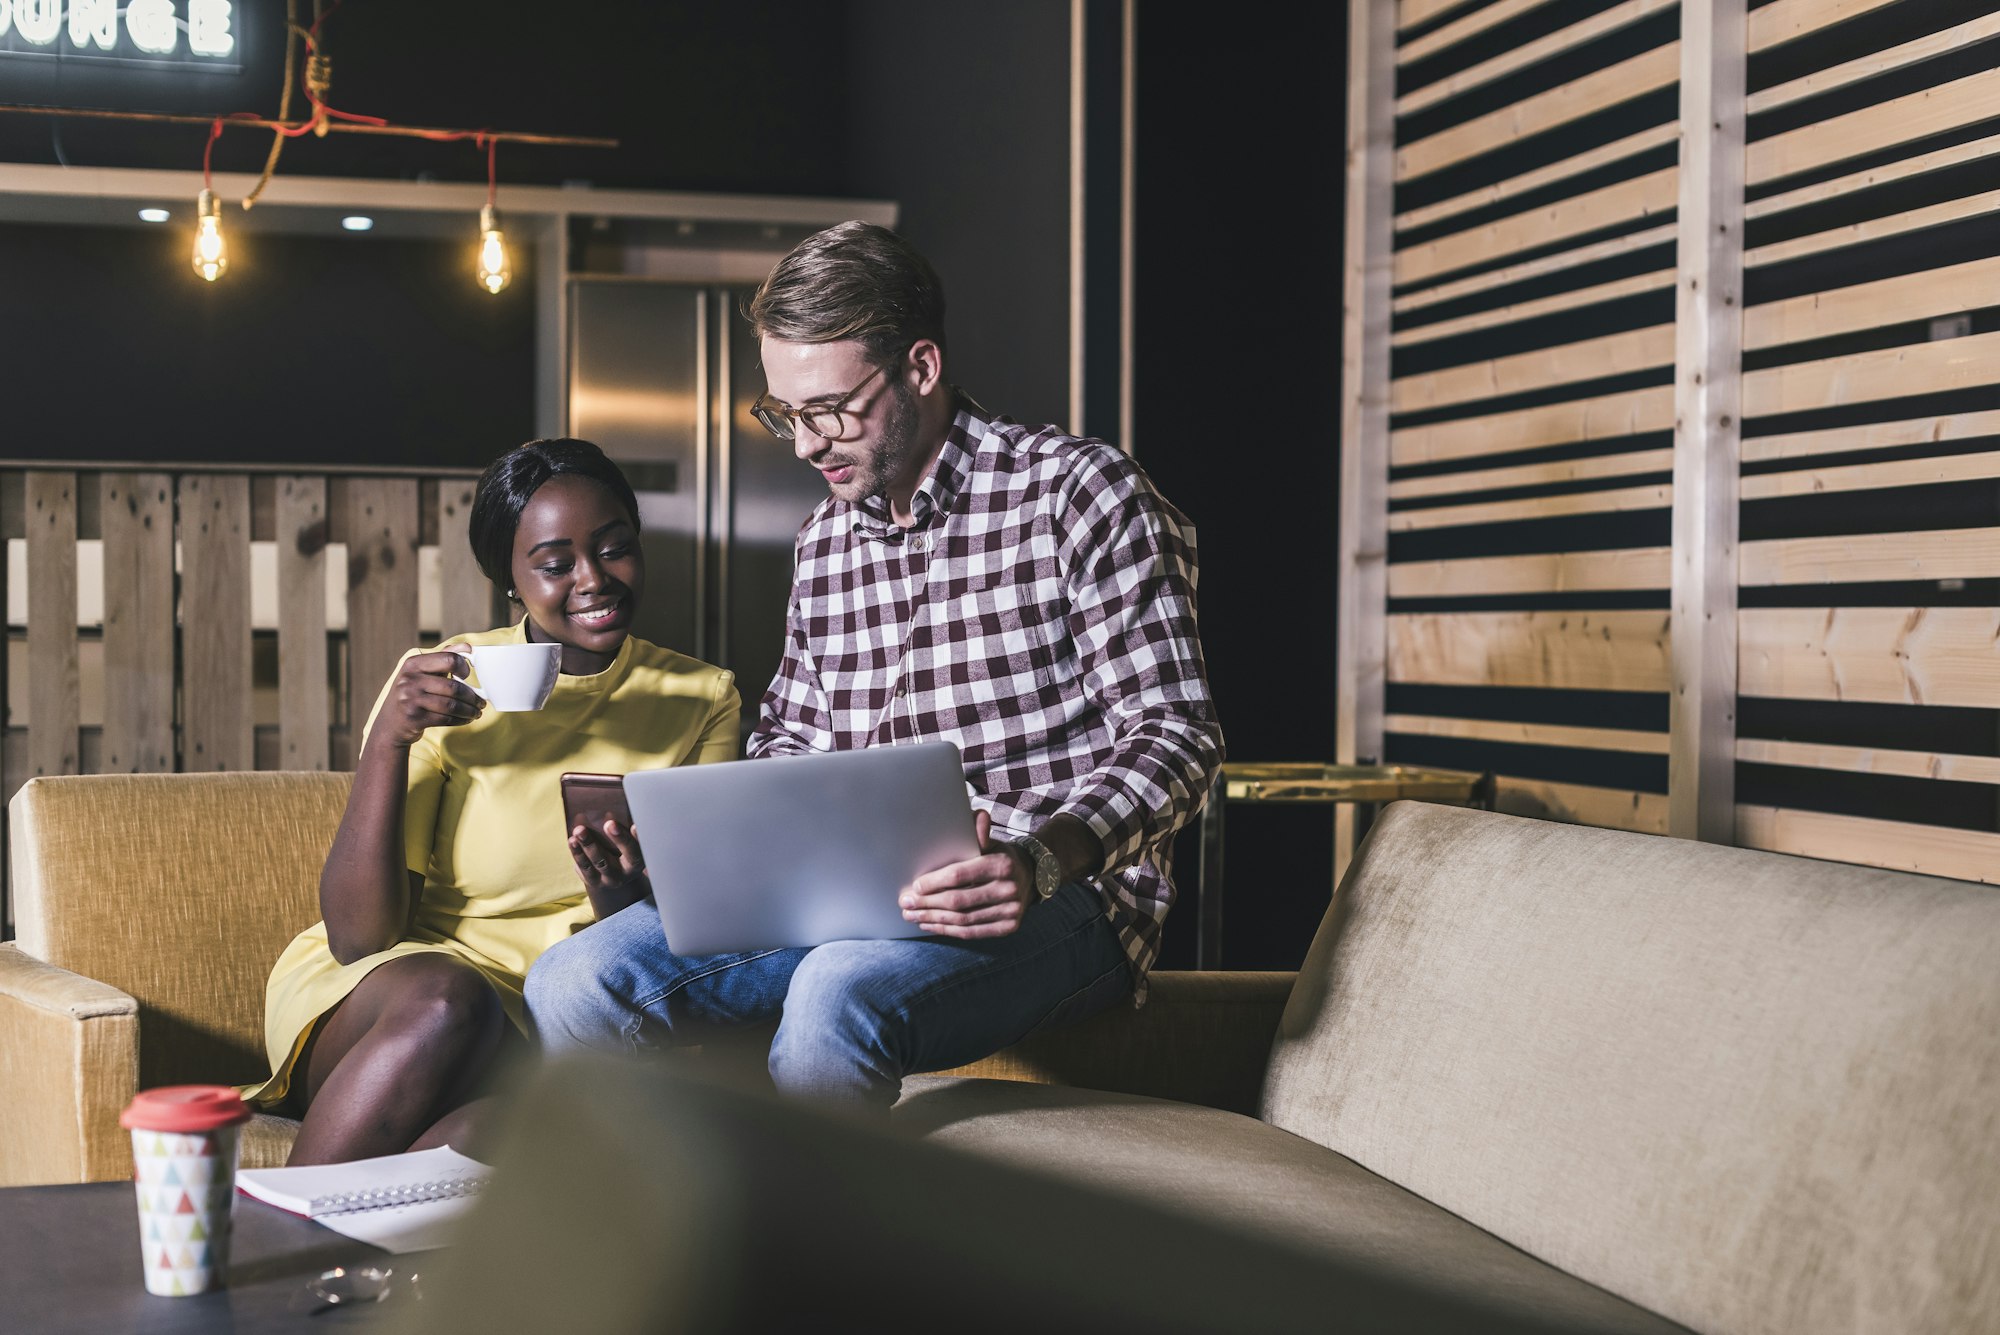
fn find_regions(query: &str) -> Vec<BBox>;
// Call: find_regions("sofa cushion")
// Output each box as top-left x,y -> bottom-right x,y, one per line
1262,801 -> 2000,1335
896,1075 -> 1684,1334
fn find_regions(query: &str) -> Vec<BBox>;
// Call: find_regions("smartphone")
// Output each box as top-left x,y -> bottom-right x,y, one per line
559,772 -> 634,839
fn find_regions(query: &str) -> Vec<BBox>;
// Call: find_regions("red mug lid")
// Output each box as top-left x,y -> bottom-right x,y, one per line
121,1085 -> 251,1134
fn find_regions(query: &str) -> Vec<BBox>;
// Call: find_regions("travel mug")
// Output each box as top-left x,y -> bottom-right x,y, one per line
121,1085 -> 251,1296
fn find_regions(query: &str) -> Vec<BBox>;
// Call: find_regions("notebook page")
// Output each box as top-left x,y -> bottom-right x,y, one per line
307,1188 -> 485,1253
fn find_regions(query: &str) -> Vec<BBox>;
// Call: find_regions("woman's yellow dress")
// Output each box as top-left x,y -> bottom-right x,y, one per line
242,620 -> 739,1107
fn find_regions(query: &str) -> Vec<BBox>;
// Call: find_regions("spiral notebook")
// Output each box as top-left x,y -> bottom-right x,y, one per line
236,1145 -> 491,1253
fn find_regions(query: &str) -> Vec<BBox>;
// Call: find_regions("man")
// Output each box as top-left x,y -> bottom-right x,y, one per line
525,221 -> 1222,1113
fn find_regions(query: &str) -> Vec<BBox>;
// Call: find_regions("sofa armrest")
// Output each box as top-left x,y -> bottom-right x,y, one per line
0,943 -> 141,1186
937,970 -> 1295,1116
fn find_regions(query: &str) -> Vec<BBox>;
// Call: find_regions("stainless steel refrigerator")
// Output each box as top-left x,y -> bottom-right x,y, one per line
569,280 -> 828,738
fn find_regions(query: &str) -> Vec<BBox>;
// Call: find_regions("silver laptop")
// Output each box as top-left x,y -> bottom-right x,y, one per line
622,741 -> 981,956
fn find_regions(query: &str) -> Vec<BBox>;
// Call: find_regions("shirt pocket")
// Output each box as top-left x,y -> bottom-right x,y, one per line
931,571 -> 1064,692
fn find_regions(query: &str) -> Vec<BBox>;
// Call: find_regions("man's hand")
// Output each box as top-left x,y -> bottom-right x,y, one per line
900,810 -> 1034,939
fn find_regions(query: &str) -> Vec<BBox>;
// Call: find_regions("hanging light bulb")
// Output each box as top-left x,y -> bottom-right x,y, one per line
476,203 -> 510,295
192,189 -> 228,282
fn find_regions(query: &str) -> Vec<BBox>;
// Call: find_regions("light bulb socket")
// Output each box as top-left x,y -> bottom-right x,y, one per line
197,189 -> 221,220
480,203 -> 500,233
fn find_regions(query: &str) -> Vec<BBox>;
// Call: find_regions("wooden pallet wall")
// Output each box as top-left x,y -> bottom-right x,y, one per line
0,467 -> 498,932
1341,0 -> 2000,884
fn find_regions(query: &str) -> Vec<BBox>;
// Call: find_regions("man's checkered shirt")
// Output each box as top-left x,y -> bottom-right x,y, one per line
746,402 -> 1224,999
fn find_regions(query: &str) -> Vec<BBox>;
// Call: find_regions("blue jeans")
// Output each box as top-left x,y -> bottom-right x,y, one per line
524,882 -> 1132,1114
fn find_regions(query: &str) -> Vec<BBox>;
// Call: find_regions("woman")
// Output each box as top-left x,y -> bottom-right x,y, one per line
242,439 -> 738,1164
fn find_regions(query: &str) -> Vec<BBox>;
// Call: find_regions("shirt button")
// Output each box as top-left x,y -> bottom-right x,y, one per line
894,681 -> 907,697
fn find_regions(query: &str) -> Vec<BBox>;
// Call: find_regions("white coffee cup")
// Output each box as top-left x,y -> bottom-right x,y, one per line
456,642 -> 562,712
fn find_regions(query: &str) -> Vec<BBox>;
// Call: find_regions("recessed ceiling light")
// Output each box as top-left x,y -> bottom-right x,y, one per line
138,208 -> 170,223
341,216 -> 374,232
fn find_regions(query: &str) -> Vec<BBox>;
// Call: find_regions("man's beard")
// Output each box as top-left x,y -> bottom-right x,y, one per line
843,378 -> 926,503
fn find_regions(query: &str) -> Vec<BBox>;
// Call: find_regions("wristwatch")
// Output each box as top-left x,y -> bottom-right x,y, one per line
1010,834 -> 1064,903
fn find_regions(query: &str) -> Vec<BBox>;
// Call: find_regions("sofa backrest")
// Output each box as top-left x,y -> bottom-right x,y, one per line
1261,801 -> 2000,1335
11,771 -> 352,1089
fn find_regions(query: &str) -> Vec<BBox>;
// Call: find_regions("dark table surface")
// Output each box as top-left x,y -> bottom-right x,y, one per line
0,1180 -> 410,1334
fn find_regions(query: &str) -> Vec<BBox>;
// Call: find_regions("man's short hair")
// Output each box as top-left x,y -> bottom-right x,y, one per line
748,221 -> 947,364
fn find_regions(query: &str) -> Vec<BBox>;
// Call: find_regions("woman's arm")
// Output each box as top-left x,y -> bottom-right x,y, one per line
321,648 -> 482,964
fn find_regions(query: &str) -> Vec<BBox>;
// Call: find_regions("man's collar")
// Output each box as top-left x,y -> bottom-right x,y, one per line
849,395 -> 988,539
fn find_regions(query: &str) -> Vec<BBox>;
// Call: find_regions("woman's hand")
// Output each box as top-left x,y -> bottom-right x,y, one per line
570,817 -> 650,918
371,645 -> 484,751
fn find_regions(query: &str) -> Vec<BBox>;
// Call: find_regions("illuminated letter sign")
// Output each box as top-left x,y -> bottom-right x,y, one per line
188,0 -> 233,58
12,0 -> 60,47
125,0 -> 176,54
0,0 -> 240,67
67,0 -> 114,51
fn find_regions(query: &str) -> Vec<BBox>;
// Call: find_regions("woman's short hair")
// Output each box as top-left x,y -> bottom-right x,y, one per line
468,439 -> 639,594
747,220 -> 947,364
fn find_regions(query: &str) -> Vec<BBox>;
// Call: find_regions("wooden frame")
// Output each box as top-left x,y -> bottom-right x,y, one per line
1668,0 -> 1744,844
1336,0 -> 1397,878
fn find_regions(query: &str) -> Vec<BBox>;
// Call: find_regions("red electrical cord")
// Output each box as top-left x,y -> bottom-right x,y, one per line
200,0 -> 510,197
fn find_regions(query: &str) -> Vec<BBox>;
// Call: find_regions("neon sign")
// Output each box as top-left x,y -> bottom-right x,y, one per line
0,0 -> 238,66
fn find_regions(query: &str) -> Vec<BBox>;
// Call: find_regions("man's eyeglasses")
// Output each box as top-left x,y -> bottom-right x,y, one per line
751,360 -> 891,442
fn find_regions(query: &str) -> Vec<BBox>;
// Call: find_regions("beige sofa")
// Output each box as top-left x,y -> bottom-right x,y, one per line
428,801 -> 1995,1335
7,777 -> 1997,1333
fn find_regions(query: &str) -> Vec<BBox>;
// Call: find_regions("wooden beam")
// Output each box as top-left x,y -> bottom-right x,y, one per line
1669,0 -> 1744,845
1743,408 -> 2000,464
98,473 -> 174,773
1399,0 -> 1680,114
1741,527 -> 2000,587
1744,256 -> 2000,352
1399,0 -> 1551,59
1736,738 -> 2000,787
1393,269 -> 1674,347
1744,131 -> 2000,227
1399,0 -> 1493,33
1389,610 -> 1673,690
179,474 -> 254,772
437,477 -> 495,639
1387,712 -> 1669,752
1392,323 -> 1674,414
1389,481 -> 1670,531
25,473 -> 79,781
1338,0 -> 1398,877
1388,447 -> 1672,499
1396,124 -> 1679,234
277,477 -> 331,773
344,479 -> 422,766
1736,805 -> 2000,885
1392,384 -> 1674,466
1396,222 -> 1676,313
1397,43 -> 1681,182
1739,449 -> 2000,500
1739,606 -> 2000,708
1749,66 -> 2000,187
1395,167 -> 1678,288
1389,546 -> 1670,597
1749,11 -> 2000,115
1746,0 -> 1904,53
1743,330 -> 2000,419
1493,777 -> 1669,833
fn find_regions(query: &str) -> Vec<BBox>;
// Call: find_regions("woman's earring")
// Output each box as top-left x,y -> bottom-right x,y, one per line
507,588 -> 517,600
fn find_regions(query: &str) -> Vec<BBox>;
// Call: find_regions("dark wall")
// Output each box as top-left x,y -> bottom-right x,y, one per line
0,220 -> 533,468
841,1 -> 1072,429
1133,7 -> 1347,970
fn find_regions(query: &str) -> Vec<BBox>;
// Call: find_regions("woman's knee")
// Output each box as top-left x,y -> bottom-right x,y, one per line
376,956 -> 505,1056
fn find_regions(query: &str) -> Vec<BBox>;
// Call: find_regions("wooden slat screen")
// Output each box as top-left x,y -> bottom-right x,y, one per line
0,465 -> 495,933
1345,0 -> 2000,884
